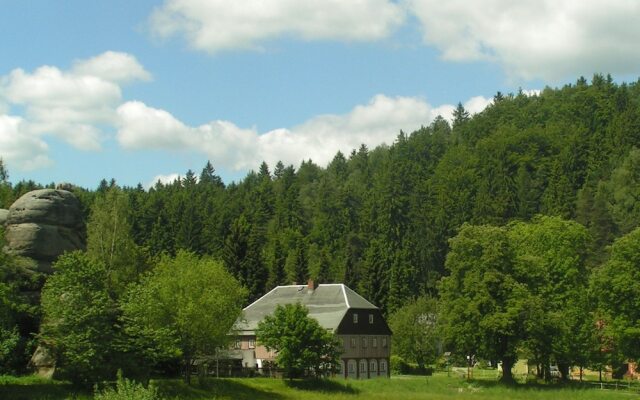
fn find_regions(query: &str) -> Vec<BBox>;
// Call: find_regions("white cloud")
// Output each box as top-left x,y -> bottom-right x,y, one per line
149,0 -> 405,53
117,94 -> 492,172
1,51 -> 150,152
0,115 -> 52,171
407,0 -> 640,81
72,51 -> 152,84
146,173 -> 181,189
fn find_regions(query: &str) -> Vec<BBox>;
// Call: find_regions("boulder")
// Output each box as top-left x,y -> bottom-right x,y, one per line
5,189 -> 87,378
4,189 -> 85,273
29,345 -> 56,379
7,189 -> 83,227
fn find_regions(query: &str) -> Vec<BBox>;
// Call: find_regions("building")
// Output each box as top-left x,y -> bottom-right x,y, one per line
234,280 -> 392,378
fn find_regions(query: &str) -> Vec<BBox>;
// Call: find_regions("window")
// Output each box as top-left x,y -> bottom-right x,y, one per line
234,339 -> 241,349
249,339 -> 255,349
372,337 -> 378,348
369,314 -> 374,324
351,337 -> 357,348
353,313 -> 358,324
362,337 -> 367,348
382,337 -> 387,348
370,360 -> 377,372
348,361 -> 356,373
360,360 -> 367,372
380,360 -> 387,372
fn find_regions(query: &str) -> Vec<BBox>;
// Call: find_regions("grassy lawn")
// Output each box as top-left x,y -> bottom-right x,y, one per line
1,373 -> 638,400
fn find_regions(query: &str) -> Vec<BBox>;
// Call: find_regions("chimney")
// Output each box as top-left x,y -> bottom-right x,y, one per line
307,279 -> 318,291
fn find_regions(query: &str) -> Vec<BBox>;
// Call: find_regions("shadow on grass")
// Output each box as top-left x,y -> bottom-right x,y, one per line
468,378 -> 595,392
155,378 -> 287,400
284,378 -> 359,395
0,383 -> 91,400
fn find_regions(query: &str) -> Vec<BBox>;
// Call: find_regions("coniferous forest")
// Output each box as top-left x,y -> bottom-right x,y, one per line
3,74 -> 640,382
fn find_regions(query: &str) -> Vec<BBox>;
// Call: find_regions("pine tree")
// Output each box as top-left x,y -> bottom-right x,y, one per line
222,215 -> 250,280
452,102 -> 470,129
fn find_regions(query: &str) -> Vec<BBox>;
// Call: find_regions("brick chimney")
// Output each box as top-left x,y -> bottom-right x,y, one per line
307,279 -> 318,291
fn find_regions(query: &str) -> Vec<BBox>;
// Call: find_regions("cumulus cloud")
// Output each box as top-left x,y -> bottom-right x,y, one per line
0,51 -> 150,155
146,172 -> 181,189
407,0 -> 640,81
0,115 -> 52,171
72,51 -> 152,84
117,94 -> 492,172
149,0 -> 405,53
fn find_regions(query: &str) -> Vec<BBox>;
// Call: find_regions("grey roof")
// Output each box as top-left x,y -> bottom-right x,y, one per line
236,284 -> 377,334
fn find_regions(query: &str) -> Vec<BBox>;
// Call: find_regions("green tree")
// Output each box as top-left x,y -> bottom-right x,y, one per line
452,102 -> 470,129
87,186 -> 147,297
256,303 -> 339,378
285,233 -> 308,284
121,251 -> 246,384
590,227 -> 640,365
40,252 -> 119,386
389,296 -> 439,370
439,224 -> 531,382
508,216 -> 591,380
608,148 -> 640,234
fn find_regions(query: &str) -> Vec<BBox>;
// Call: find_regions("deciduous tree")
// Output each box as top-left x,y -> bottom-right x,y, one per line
256,303 -> 339,379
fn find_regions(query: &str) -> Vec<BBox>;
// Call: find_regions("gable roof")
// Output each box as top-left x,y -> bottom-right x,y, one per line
236,283 -> 378,334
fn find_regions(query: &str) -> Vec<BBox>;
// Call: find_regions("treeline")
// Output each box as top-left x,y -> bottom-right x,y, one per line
2,74 -> 640,381
69,74 -> 640,310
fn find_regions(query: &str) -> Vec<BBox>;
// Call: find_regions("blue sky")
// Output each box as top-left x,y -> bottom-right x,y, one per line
1,0 -> 639,189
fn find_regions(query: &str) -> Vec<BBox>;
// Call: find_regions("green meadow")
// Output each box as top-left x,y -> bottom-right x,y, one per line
1,374 -> 637,400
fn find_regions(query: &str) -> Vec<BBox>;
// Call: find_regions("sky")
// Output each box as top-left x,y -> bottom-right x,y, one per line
1,0 -> 640,189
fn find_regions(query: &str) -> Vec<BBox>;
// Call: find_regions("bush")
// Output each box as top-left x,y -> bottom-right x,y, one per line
391,356 -> 435,376
391,355 -> 410,375
94,371 -> 161,400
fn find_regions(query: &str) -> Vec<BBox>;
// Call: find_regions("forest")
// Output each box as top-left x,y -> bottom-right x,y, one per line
2,74 -> 640,384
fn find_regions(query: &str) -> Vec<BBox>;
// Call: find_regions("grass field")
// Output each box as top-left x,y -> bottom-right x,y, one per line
1,373 -> 638,400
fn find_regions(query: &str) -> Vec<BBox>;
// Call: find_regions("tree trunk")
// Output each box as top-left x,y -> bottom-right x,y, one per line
580,365 -> 583,382
184,357 -> 192,385
558,363 -> 570,381
500,357 -> 515,383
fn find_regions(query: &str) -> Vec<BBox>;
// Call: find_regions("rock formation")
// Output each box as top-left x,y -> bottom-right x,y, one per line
4,189 -> 86,273
2,189 -> 86,378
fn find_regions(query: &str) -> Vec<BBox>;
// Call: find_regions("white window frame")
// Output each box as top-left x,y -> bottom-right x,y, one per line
353,313 -> 358,324
369,314 -> 374,324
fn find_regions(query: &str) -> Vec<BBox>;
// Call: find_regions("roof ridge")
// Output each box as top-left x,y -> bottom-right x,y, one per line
342,284 -> 378,309
243,286 -> 279,311
341,284 -> 350,308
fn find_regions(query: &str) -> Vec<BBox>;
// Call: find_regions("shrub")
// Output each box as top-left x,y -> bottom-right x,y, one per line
94,371 -> 161,400
390,355 -> 410,375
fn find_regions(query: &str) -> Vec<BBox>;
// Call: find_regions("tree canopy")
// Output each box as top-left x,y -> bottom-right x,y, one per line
256,303 -> 339,378
121,251 -> 246,383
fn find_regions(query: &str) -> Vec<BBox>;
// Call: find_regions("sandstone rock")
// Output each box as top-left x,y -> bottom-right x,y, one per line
7,189 -> 84,228
5,223 -> 84,261
29,345 -> 56,379
4,189 -> 85,272
0,208 -> 8,226
55,182 -> 75,191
